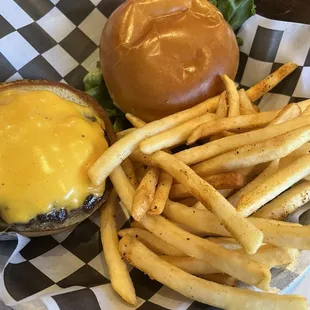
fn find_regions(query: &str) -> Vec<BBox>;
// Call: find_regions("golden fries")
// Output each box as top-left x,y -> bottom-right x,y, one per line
150,151 -> 263,254
140,214 -> 271,288
139,113 -> 216,154
110,166 -> 271,288
149,170 -> 173,215
170,172 -> 245,199
187,111 -> 277,144
100,190 -> 137,305
302,105 -> 310,115
119,236 -> 306,310
95,61 -> 310,308
176,115 -> 310,166
160,255 -> 220,274
210,92 -> 229,141
268,104 -> 301,126
246,62 -> 298,101
132,166 -> 159,220
229,160 -> 280,207
163,200 -> 229,236
216,91 -> 228,118
222,75 -> 240,117
165,200 -> 310,250
239,89 -> 257,113
187,100 -> 310,144
161,245 -> 298,275
254,181 -> 310,220
89,98 -> 218,185
199,274 -> 236,286
116,128 -> 135,139
280,143 -> 310,169
121,158 -> 138,188
193,126 -> 310,176
118,228 -> 185,256
250,217 -> 310,250
126,113 -> 146,128
237,244 -> 300,268
237,154 -> 310,217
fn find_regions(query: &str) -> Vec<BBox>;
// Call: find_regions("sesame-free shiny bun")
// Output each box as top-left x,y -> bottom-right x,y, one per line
100,0 -> 239,121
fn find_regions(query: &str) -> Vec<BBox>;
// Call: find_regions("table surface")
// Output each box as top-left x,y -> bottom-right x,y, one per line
1,1 -> 310,309
256,0 -> 310,24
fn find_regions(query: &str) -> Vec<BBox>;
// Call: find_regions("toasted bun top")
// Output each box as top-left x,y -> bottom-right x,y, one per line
100,0 -> 239,121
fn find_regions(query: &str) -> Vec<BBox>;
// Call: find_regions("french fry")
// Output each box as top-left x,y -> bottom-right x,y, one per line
192,126 -> 310,176
120,236 -> 306,310
236,244 -> 300,268
237,154 -> 310,217
161,245 -> 299,275
222,75 -> 240,117
165,200 -> 310,250
149,170 -> 173,215
239,89 -> 257,113
302,104 -> 310,115
89,64 -> 302,185
254,181 -> 310,220
89,97 -> 218,186
118,228 -> 185,256
163,200 -> 229,236
176,114 -> 310,166
100,190 -> 137,305
126,113 -> 146,128
216,91 -> 228,118
151,151 -> 263,254
250,217 -> 310,250
170,172 -> 245,200
160,255 -> 220,274
141,214 -> 271,288
229,160 -> 280,207
111,166 -> 270,289
279,143 -> 310,169
246,62 -> 298,102
139,113 -> 216,154
218,189 -> 235,198
116,128 -> 135,139
210,92 -> 228,141
187,111 -> 277,144
132,166 -> 159,221
252,104 -> 260,112
268,104 -> 301,126
208,237 -> 240,247
122,158 -> 139,188
192,201 -> 206,210
179,197 -> 198,206
240,107 -> 256,115
187,99 -> 310,144
199,274 -> 237,286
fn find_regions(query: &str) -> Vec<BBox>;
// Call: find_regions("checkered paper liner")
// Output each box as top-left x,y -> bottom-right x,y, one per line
1,1 -> 310,309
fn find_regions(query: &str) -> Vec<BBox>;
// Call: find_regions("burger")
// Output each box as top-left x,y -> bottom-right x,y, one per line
0,80 -> 115,237
99,0 -> 240,122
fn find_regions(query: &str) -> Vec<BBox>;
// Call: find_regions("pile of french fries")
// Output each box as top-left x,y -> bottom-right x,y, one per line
95,62 -> 310,309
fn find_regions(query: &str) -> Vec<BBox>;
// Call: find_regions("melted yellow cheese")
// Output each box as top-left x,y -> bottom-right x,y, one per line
0,89 -> 109,224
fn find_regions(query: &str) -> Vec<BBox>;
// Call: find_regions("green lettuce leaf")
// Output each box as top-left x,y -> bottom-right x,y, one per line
210,0 -> 256,31
83,71 -> 127,132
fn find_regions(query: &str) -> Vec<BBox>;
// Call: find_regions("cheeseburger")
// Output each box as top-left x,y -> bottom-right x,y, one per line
0,81 -> 114,236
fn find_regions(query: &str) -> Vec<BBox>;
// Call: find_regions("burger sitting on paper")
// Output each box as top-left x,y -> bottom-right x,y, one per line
0,0 -> 248,234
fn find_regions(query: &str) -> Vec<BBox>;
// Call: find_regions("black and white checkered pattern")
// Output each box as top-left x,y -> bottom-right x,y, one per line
1,1 -> 310,309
